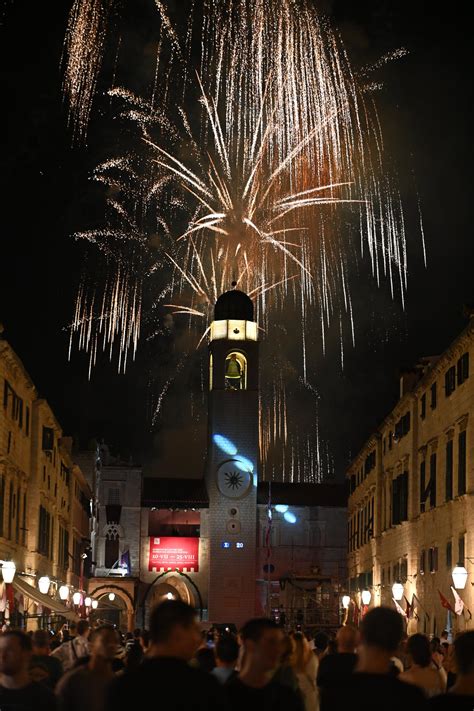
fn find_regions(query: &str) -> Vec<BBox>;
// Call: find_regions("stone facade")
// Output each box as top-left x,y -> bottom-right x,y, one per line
347,318 -> 474,634
0,336 -> 94,625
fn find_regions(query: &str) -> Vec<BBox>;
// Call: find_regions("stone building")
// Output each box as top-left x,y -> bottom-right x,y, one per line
1,335 -> 94,627
347,317 -> 474,634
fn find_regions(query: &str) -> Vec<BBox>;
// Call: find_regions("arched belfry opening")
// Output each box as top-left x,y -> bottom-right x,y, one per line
225,351 -> 247,390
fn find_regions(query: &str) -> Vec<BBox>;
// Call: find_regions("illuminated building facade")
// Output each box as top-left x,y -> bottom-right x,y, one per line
347,317 -> 474,633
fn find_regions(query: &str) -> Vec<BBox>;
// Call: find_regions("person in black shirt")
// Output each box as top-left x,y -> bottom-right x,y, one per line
106,599 -> 227,711
226,618 -> 304,711
326,607 -> 427,711
317,624 -> 358,705
0,629 -> 56,711
429,630 -> 474,710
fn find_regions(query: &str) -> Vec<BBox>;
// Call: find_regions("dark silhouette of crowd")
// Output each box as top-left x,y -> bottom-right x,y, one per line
1,602 -> 474,710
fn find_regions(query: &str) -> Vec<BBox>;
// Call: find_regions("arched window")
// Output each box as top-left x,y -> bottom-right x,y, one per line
104,524 -> 120,569
225,352 -> 247,390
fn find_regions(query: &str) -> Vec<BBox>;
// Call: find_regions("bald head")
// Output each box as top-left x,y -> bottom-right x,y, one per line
336,626 -> 357,653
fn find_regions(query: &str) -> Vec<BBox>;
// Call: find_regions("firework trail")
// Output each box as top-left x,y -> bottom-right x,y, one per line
65,0 -> 415,481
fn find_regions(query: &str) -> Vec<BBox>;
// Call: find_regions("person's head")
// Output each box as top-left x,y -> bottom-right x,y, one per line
31,630 -> 51,655
124,641 -> 144,671
215,635 -> 240,668
454,631 -> 474,676
406,634 -> 431,668
314,631 -> 329,655
336,626 -> 357,653
76,620 -> 90,639
149,600 -> 201,661
133,628 -> 141,639
89,626 -> 119,662
239,618 -> 283,673
359,607 -> 404,655
0,631 -> 32,677
195,646 -> 216,673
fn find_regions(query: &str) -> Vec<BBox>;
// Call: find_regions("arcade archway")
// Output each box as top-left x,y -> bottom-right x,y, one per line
140,571 -> 203,628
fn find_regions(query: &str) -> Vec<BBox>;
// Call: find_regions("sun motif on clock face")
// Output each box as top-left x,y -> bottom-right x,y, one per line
217,460 -> 252,499
225,471 -> 244,490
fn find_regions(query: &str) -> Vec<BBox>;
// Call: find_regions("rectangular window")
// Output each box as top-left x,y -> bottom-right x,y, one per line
445,366 -> 456,397
457,352 -> 469,385
420,460 -> 426,513
420,549 -> 426,575
429,547 -> 438,573
431,382 -> 437,409
38,506 -> 51,557
430,453 -> 437,508
42,427 -> 54,451
401,558 -> 408,582
25,406 -> 30,436
7,485 -> 12,540
446,541 -> 452,569
7,431 -> 12,454
22,492 -> 26,546
15,487 -> 20,544
458,430 -> 467,496
458,535 -> 465,566
421,394 -> 426,420
446,439 -> 453,501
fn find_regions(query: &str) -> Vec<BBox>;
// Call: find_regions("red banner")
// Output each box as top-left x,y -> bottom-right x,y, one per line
148,537 -> 199,572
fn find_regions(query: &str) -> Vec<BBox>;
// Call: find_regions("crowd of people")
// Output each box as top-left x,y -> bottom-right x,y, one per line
0,602 -> 473,710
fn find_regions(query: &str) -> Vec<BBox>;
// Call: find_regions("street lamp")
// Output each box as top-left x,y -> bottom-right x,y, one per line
84,597 -> 92,607
73,592 -> 82,606
38,576 -> 51,595
361,589 -> 371,606
91,599 -> 98,609
342,595 -> 351,609
166,592 -> 174,600
452,565 -> 468,590
108,592 -> 116,601
59,585 -> 69,601
392,582 -> 404,601
1,561 -> 16,584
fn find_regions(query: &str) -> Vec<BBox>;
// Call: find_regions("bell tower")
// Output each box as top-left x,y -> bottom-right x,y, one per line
205,289 -> 259,625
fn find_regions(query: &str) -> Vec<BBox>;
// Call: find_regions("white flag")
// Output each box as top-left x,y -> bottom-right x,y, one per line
451,586 -> 464,616
393,598 -> 407,617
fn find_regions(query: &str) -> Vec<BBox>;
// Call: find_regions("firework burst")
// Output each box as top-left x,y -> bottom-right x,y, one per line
66,0 -> 416,481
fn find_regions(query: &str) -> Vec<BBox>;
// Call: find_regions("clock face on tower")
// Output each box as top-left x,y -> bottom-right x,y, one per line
217,460 -> 252,499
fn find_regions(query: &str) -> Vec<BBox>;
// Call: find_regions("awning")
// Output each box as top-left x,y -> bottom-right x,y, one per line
12,577 -> 77,620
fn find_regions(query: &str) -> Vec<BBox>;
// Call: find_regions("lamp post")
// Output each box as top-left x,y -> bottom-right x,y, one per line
0,561 -> 16,584
392,582 -> 404,601
59,585 -> 69,601
0,560 -> 16,626
38,576 -> 51,595
361,589 -> 371,606
452,565 -> 468,590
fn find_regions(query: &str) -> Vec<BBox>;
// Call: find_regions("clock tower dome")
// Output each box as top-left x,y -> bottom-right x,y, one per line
205,288 -> 259,625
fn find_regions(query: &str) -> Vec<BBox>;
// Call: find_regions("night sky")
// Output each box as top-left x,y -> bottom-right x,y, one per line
0,2 -> 472,476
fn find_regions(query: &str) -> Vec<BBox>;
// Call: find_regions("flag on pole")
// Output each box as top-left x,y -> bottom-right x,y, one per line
405,596 -> 413,619
451,586 -> 465,616
393,598 -> 407,617
120,549 -> 131,575
438,590 -> 454,612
